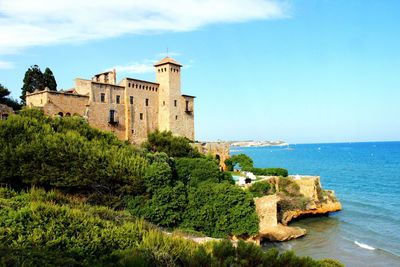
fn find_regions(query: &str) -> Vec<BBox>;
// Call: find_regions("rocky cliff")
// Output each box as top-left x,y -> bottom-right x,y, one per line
253,176 -> 341,243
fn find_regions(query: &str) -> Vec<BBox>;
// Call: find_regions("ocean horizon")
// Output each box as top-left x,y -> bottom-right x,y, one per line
232,141 -> 400,267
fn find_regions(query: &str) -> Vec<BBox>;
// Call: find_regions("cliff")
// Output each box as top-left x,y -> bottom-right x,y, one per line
253,176 -> 341,242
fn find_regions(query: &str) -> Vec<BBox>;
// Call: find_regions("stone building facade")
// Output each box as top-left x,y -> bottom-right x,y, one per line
26,57 -> 195,144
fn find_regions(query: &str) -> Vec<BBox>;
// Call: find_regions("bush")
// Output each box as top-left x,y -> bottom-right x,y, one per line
143,130 -> 201,158
144,162 -> 173,193
225,153 -> 253,171
248,181 -> 273,198
0,187 -> 342,266
250,167 -> 288,177
175,157 -> 232,186
278,177 -> 301,197
0,110 -> 147,199
182,181 -> 259,238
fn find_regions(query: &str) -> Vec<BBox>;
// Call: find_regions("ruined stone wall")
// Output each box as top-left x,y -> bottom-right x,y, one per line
0,104 -> 14,120
193,142 -> 230,170
74,79 -> 92,96
26,91 -> 88,116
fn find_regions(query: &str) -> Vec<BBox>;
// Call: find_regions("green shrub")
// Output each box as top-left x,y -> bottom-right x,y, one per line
143,130 -> 201,158
225,154 -> 253,171
248,181 -> 273,198
278,177 -> 301,197
0,187 -> 342,266
175,157 -> 232,186
182,181 -> 259,238
144,162 -> 173,193
0,110 -> 147,199
250,167 -> 288,177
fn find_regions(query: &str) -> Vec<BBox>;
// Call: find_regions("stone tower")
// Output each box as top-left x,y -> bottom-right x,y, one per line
154,57 -> 182,133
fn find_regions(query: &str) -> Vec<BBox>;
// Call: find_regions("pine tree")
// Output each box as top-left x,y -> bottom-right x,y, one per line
0,83 -> 21,110
20,65 -> 46,104
43,68 -> 57,91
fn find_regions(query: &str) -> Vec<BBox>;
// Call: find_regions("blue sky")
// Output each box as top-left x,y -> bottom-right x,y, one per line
1,0 -> 399,143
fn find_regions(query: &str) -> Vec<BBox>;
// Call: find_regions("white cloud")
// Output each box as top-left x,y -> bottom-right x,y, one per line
111,62 -> 154,74
0,60 -> 15,69
0,0 -> 290,55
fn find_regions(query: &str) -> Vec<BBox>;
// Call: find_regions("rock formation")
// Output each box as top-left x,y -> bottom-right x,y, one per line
253,176 -> 341,243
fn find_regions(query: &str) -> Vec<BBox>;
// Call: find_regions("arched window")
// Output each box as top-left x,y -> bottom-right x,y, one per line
65,113 -> 71,117
57,112 -> 64,117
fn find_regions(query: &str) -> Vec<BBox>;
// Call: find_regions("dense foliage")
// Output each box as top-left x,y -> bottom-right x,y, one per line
0,187 -> 343,267
182,181 -> 259,238
225,153 -> 254,171
0,109 -> 147,200
0,83 -> 21,110
175,157 -> 233,186
250,167 -> 289,177
248,181 -> 274,198
21,65 -> 57,103
143,130 -> 201,158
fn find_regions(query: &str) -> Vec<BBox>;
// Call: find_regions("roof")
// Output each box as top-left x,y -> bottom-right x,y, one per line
182,94 -> 196,98
154,57 -> 182,67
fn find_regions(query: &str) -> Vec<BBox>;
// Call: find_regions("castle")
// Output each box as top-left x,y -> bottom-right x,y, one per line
26,57 -> 195,144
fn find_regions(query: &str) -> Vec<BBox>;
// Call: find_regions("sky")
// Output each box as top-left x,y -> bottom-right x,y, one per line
1,0 -> 399,144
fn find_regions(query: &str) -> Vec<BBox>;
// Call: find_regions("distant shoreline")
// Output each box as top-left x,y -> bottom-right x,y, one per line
230,140 -> 289,148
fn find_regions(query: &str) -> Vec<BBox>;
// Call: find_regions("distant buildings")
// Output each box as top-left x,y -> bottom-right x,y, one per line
26,57 -> 195,144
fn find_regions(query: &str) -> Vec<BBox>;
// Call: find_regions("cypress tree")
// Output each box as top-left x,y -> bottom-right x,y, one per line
20,65 -> 45,104
43,67 -> 57,91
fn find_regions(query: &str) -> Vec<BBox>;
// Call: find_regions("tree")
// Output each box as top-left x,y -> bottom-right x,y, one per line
21,65 -> 45,103
0,83 -> 21,110
225,153 -> 254,171
143,130 -> 201,158
20,65 -> 57,104
43,68 -> 57,91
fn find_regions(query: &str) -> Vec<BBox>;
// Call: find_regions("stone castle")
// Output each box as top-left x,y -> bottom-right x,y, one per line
26,57 -> 195,144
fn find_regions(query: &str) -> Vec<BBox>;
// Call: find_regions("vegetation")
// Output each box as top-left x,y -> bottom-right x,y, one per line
250,167 -> 288,177
225,153 -> 254,171
20,65 -> 57,103
0,110 -> 343,266
143,130 -> 201,158
0,187 -> 343,267
0,109 -> 147,203
0,83 -> 21,110
248,181 -> 274,198
175,157 -> 233,186
225,154 -> 288,177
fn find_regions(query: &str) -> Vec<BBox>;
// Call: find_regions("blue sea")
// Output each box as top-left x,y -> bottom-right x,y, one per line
232,142 -> 400,267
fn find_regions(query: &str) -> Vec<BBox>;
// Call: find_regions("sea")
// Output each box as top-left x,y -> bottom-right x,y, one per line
231,141 -> 400,267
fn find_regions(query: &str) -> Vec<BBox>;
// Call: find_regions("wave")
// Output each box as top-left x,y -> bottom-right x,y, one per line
354,241 -> 375,251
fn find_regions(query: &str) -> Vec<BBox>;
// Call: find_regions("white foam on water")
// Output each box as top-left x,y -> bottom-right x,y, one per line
354,241 -> 376,251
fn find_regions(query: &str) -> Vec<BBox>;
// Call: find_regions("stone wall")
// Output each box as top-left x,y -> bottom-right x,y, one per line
192,142 -> 230,170
0,104 -> 14,120
26,90 -> 89,117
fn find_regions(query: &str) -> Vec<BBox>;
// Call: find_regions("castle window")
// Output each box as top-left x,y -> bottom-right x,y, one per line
164,68 -> 166,72
145,99 -> 149,106
139,85 -> 142,89
163,101 -> 165,106
174,100 -> 177,107
158,69 -> 160,73
128,83 -> 131,87
185,100 -> 189,111
100,93 -> 105,103
66,113 -> 71,117
116,95 -> 120,104
109,110 -> 117,124
130,96 -> 134,105
140,113 -> 143,120
175,115 -> 178,120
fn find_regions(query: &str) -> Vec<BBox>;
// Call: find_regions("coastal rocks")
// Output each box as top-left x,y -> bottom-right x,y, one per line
254,195 -> 306,242
280,176 -> 342,225
253,176 -> 341,242
281,198 -> 342,225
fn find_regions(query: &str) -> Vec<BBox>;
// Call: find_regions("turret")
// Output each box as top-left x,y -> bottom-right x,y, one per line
154,57 -> 182,132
